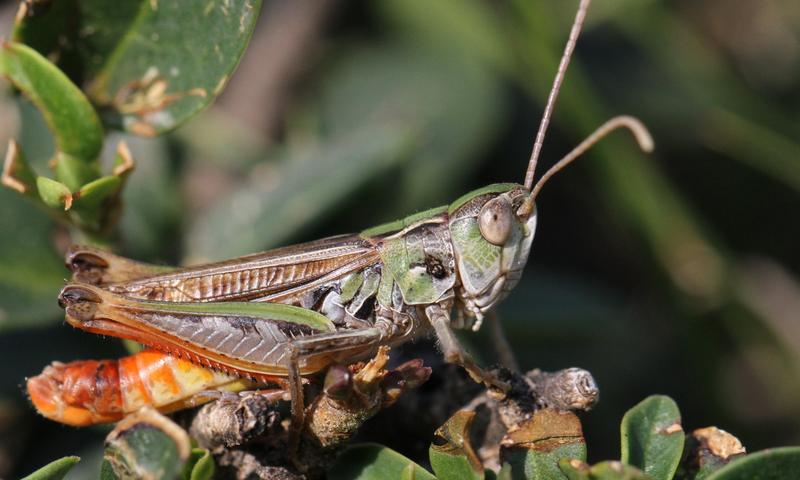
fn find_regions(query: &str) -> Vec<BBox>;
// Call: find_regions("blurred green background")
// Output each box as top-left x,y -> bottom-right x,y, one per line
0,0 -> 798,477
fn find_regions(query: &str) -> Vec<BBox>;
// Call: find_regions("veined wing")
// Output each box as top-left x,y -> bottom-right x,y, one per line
90,234 -> 379,302
59,283 -> 368,378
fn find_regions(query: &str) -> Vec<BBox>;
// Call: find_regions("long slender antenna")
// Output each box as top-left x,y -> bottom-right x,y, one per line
529,115 -> 654,201
523,0 -> 591,190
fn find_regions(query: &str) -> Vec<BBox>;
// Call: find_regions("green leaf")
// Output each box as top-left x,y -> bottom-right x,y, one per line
85,0 -> 261,135
705,447 -> 800,480
329,443 -> 436,480
20,456 -> 80,480
72,175 -> 122,210
559,458 -> 591,480
501,409 -> 587,480
0,42 -> 103,166
103,407 -> 190,480
620,396 -> 684,480
429,410 -> 484,480
14,1 -> 261,135
588,461 -> 652,480
182,448 -> 215,480
36,176 -> 72,210
400,463 -> 417,480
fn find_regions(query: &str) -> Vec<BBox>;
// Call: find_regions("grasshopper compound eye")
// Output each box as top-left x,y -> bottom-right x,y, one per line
478,196 -> 513,246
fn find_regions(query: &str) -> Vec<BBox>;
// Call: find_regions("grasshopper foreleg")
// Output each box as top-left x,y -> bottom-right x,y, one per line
426,304 -> 511,393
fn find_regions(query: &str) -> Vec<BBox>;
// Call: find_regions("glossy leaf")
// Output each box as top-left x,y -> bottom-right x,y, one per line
560,459 -> 654,480
429,410 -> 484,480
589,461 -> 652,480
182,448 -> 215,480
73,175 -> 121,208
84,1 -> 261,135
621,396 -> 684,480
103,407 -> 190,480
329,443 -> 436,480
501,409 -> 587,480
20,456 -> 80,480
559,458 -> 592,480
0,42 -> 103,166
705,446 -> 800,480
36,176 -> 72,210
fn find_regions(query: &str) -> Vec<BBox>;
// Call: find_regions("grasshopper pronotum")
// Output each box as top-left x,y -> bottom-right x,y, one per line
30,0 -> 652,441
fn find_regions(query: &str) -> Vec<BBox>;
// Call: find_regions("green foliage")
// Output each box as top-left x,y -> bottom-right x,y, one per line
502,410 -> 587,480
102,408 -> 190,480
331,397 -> 800,479
182,448 -> 215,480
20,456 -> 80,480
14,0 -> 262,136
329,444 -> 437,480
559,460 -> 651,480
429,411 -> 484,480
0,42 -> 103,163
86,0 -> 260,135
2,0 -> 261,239
705,447 -> 800,480
620,396 -> 684,480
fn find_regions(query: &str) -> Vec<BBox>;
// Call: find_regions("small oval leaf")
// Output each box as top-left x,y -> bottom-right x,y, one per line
559,458 -> 591,480
429,410 -> 484,480
21,456 -> 80,480
705,446 -> 800,480
620,395 -> 684,480
88,1 -> 262,135
36,176 -> 72,210
501,409 -> 587,480
72,175 -> 122,210
183,447 -> 215,480
588,461 -> 652,480
329,443 -> 436,480
104,407 -> 190,480
0,42 -> 103,161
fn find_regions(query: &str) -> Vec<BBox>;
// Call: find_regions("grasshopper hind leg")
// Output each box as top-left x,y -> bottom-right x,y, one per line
283,327 -> 384,469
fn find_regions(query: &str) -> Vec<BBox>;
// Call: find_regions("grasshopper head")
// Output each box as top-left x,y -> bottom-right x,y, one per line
448,184 -> 537,323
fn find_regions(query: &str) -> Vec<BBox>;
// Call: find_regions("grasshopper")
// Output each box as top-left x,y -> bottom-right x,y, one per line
44,0 -> 653,443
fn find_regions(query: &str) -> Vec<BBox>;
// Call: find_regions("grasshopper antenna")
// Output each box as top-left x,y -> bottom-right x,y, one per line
523,0 -> 591,191
529,115 -> 653,202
